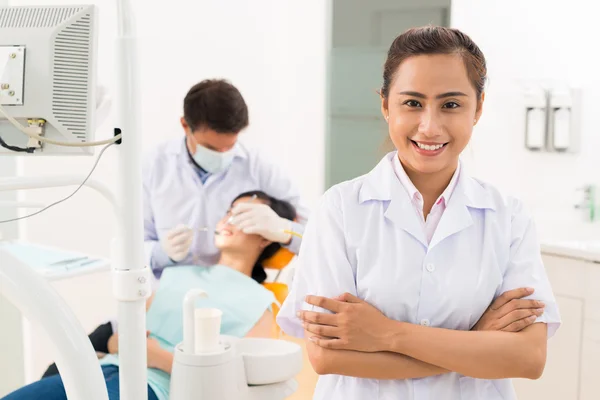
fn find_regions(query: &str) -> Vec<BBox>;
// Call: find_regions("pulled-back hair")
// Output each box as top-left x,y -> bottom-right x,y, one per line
381,26 -> 487,99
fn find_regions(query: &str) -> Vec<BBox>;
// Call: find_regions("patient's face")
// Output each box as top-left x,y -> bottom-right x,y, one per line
214,196 -> 270,252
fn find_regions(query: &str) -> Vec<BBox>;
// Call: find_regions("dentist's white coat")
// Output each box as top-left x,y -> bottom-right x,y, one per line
277,152 -> 561,400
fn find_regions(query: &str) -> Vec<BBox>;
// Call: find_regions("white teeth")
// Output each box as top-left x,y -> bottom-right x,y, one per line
416,142 -> 444,151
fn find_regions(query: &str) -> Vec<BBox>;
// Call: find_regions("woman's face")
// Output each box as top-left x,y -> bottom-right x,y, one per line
214,197 -> 270,252
382,53 -> 484,175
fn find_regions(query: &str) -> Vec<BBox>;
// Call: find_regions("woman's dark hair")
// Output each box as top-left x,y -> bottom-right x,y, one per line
381,26 -> 487,100
231,191 -> 297,284
184,79 -> 249,134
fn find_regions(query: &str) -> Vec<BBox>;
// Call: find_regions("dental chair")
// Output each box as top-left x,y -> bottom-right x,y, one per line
170,248 -> 302,400
262,248 -> 295,337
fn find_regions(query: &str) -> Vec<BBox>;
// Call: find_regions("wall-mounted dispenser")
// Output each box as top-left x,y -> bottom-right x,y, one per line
522,84 -> 581,154
548,87 -> 581,153
524,87 -> 548,151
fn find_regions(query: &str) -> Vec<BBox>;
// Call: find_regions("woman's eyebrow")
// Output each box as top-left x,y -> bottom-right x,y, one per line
436,91 -> 467,99
398,91 -> 468,99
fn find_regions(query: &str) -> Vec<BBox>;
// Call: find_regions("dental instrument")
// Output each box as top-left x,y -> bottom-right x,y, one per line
49,256 -> 89,266
186,226 -> 210,232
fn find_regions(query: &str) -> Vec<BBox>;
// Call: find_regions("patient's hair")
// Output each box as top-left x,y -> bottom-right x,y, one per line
231,191 -> 297,284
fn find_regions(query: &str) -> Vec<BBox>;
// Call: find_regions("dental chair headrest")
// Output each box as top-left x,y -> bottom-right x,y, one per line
262,248 -> 294,270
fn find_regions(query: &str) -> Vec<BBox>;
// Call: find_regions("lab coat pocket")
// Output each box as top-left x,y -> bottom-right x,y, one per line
459,376 -> 505,400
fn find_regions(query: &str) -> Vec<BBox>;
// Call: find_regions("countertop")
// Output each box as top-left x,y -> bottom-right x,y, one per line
541,240 -> 600,263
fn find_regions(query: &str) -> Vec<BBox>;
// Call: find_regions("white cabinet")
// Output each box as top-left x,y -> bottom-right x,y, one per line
513,295 -> 583,399
513,254 -> 600,400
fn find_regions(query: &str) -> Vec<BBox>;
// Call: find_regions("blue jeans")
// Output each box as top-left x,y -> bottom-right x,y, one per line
2,365 -> 158,400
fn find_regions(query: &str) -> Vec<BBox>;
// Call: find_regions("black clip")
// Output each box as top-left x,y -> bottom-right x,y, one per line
114,128 -> 122,145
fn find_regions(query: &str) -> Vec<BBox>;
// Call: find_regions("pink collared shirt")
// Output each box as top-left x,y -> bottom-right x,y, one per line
391,155 -> 461,244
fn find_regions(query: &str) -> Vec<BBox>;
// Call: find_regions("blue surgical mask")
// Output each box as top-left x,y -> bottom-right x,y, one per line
189,135 -> 236,174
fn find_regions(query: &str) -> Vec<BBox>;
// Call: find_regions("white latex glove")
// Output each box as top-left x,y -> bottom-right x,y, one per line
160,224 -> 193,262
229,202 -> 292,243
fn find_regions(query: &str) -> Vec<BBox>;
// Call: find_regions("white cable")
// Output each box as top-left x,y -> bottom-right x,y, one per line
0,103 -> 122,148
0,142 -> 115,224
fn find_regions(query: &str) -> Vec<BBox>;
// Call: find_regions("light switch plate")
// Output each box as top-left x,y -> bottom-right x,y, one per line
0,46 -> 25,106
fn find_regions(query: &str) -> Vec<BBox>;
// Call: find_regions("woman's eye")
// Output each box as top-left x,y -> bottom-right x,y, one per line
443,101 -> 459,109
404,100 -> 422,108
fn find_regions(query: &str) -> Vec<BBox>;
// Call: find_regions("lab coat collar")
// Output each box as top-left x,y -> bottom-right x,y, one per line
358,152 -> 401,203
391,153 -> 461,207
359,152 -> 495,209
359,152 -> 496,248
359,153 -> 427,246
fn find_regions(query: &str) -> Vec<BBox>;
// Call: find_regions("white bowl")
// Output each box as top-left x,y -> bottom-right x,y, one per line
237,338 -> 303,385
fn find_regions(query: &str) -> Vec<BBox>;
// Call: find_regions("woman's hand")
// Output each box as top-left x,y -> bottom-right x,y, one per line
473,288 -> 545,332
299,293 -> 396,352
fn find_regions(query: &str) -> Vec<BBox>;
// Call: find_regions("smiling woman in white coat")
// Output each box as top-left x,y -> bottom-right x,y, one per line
277,26 -> 561,400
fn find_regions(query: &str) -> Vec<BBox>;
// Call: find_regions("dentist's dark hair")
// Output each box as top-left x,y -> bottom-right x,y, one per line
184,79 -> 249,134
231,191 -> 297,284
381,26 -> 487,99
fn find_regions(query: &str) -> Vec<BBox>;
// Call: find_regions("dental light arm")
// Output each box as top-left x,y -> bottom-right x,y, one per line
0,0 -> 150,399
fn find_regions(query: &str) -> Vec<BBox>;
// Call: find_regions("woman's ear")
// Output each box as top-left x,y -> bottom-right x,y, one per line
475,92 -> 485,122
380,94 -> 389,122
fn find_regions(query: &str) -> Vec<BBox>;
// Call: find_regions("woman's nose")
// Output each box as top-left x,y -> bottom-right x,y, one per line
418,110 -> 442,137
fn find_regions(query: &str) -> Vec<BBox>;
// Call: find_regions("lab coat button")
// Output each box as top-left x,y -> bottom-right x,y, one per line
426,263 -> 435,272
420,319 -> 430,326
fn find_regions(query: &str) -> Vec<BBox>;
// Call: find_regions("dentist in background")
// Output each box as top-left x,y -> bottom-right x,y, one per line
143,79 -> 308,277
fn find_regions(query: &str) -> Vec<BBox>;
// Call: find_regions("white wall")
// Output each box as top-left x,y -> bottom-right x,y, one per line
17,0 -> 328,258
452,0 -> 600,241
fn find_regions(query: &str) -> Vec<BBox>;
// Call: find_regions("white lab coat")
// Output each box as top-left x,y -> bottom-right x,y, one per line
277,152 -> 561,400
